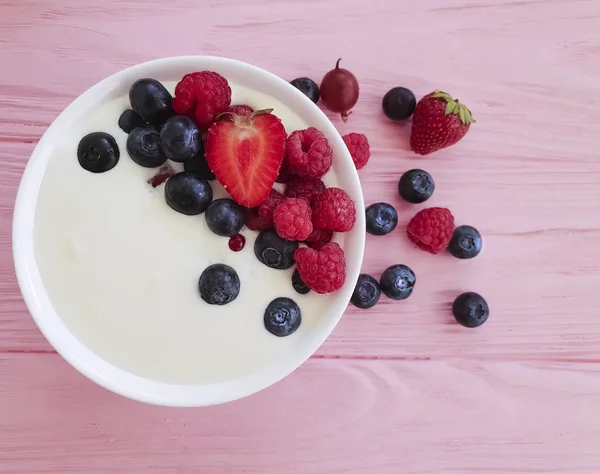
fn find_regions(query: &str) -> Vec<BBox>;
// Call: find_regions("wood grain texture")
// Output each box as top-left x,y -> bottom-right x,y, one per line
1,0 -> 600,472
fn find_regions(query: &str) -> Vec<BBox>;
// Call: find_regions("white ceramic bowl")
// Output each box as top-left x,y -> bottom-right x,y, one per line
12,56 -> 365,407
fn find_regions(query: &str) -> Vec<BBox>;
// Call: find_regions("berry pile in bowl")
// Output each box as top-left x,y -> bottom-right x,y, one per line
12,57 -> 365,407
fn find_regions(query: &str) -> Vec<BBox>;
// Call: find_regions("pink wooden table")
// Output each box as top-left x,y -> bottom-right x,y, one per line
2,0 -> 600,472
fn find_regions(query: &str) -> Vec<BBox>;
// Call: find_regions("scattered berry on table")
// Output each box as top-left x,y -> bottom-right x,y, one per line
159,116 -> 201,162
320,58 -> 359,122
351,274 -> 381,309
285,127 -> 333,179
448,225 -> 482,259
198,264 -> 240,306
410,91 -> 475,155
257,189 -> 283,228
254,229 -> 299,270
312,187 -> 357,232
342,133 -> 370,169
264,297 -> 301,337
183,140 -> 216,181
398,169 -> 435,204
129,78 -> 173,126
118,109 -> 146,133
227,104 -> 254,116
407,207 -> 455,254
365,202 -> 398,236
164,171 -> 213,216
284,178 -> 326,206
273,198 -> 313,241
305,229 -> 333,250
205,110 -> 286,208
294,242 -> 346,294
292,269 -> 310,295
244,207 -> 272,231
290,77 -> 320,103
452,292 -> 489,328
173,71 -> 232,131
126,125 -> 167,168
77,132 -> 120,173
228,234 -> 246,252
205,198 -> 245,237
379,264 -> 416,300
382,87 -> 416,121
147,163 -> 175,188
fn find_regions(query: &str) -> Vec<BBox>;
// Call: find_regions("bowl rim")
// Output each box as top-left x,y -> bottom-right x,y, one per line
12,55 -> 365,407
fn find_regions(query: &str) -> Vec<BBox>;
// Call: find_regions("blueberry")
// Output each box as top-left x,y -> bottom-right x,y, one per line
164,172 -> 212,215
118,110 -> 146,134
160,116 -> 201,163
254,229 -> 298,270
77,132 -> 120,173
184,141 -> 216,181
380,264 -> 416,300
398,169 -> 435,204
126,125 -> 167,168
205,199 -> 244,237
452,292 -> 489,328
198,264 -> 240,306
351,274 -> 381,309
382,87 -> 416,121
292,269 -> 310,295
290,77 -> 320,103
264,297 -> 301,337
129,78 -> 173,126
448,225 -> 483,259
365,203 -> 398,236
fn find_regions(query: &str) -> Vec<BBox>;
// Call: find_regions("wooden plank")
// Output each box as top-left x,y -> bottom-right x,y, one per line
1,354 -> 600,473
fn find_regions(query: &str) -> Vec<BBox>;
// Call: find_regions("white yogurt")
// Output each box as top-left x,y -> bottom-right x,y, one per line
34,82 -> 344,385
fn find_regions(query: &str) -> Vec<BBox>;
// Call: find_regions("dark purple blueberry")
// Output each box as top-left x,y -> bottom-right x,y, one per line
398,169 -> 435,204
254,229 -> 298,270
164,172 -> 212,215
184,140 -> 216,181
205,199 -> 244,237
290,77 -> 320,104
292,269 -> 310,294
264,297 -> 301,337
351,274 -> 381,309
118,110 -> 146,134
453,292 -> 489,328
448,225 -> 483,259
380,264 -> 416,300
160,116 -> 200,163
129,78 -> 173,126
77,132 -> 120,173
126,125 -> 167,168
382,87 -> 416,121
365,203 -> 398,236
198,264 -> 240,305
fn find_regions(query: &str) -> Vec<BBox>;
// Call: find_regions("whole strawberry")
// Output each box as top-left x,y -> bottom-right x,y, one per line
410,91 -> 475,155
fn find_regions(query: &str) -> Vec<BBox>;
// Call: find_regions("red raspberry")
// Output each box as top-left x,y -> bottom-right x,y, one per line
228,104 -> 254,116
173,72 -> 232,131
305,229 -> 333,250
276,158 -> 293,184
284,178 -> 326,206
342,133 -> 370,169
407,207 -> 455,254
294,242 -> 346,294
257,189 -> 283,227
312,187 -> 356,232
273,198 -> 313,241
285,128 -> 333,179
244,207 -> 271,231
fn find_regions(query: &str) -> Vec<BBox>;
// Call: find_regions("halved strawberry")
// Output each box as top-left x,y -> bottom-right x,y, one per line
205,110 -> 286,208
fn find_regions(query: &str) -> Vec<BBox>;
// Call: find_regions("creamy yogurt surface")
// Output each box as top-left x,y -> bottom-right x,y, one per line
34,82 -> 343,385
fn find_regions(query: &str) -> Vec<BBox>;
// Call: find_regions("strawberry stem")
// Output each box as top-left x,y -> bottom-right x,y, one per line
433,91 -> 476,125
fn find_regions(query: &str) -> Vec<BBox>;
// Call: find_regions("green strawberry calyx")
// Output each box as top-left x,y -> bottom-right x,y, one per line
432,91 -> 476,125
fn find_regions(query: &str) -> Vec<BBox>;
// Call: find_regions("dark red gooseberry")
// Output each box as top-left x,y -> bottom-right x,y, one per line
320,58 -> 359,122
